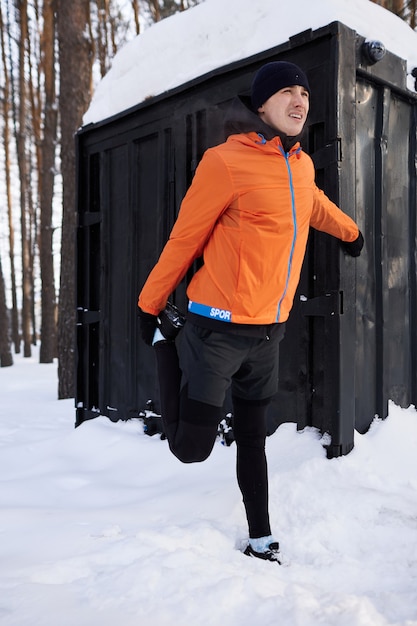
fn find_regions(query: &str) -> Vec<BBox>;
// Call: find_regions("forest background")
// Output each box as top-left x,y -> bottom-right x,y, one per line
0,0 -> 415,399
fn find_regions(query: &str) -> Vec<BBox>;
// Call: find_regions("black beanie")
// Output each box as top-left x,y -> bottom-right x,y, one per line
251,61 -> 310,110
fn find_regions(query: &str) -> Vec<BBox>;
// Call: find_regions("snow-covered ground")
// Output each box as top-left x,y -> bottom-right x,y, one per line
1,349 -> 416,626
84,0 -> 417,125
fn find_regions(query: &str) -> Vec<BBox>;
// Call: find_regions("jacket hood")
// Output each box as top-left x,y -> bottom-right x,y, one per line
224,94 -> 306,153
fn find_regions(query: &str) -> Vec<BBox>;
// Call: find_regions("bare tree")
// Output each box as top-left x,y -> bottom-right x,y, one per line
407,0 -> 417,27
38,0 -> 58,363
132,0 -> 140,34
148,0 -> 161,21
0,254 -> 13,367
56,0 -> 93,398
144,0 -> 200,22
391,0 -> 405,13
0,0 -> 20,354
369,0 -> 414,24
91,0 -> 133,78
96,0 -> 109,77
26,17 -> 41,348
16,0 -> 33,358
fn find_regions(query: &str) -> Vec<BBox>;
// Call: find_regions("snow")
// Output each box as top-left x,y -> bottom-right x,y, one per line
1,349 -> 417,625
83,0 -> 417,125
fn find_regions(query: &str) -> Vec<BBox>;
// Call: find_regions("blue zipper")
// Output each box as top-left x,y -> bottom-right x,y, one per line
276,147 -> 298,322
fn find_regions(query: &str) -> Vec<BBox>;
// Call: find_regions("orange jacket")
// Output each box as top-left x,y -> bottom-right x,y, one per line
138,132 -> 359,324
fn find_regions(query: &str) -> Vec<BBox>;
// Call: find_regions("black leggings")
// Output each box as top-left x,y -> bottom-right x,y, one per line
155,341 -> 271,538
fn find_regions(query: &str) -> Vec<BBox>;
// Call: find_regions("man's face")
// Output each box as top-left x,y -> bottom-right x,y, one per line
257,85 -> 310,136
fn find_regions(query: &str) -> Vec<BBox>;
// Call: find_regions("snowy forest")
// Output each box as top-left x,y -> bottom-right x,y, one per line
0,0 -> 415,399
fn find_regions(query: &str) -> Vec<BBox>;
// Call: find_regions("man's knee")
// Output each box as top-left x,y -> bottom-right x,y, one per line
173,446 -> 212,464
170,423 -> 218,463
165,386 -> 222,463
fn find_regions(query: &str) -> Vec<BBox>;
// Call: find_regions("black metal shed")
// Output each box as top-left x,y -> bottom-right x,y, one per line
75,21 -> 417,457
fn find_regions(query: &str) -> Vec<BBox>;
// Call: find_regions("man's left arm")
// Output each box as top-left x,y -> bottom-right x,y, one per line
310,185 -> 364,257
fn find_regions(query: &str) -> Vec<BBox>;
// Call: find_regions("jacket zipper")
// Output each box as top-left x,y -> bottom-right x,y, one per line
276,147 -> 298,322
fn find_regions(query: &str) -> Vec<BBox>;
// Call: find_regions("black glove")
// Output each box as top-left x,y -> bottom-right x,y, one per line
341,231 -> 364,257
138,308 -> 158,346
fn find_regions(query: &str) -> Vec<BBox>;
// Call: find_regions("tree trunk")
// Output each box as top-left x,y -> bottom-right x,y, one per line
410,0 -> 416,28
39,0 -> 58,363
57,0 -> 92,398
391,0 -> 404,15
131,0 -> 140,34
16,0 -> 32,358
0,1 -> 20,354
96,0 -> 108,77
0,256 -> 13,367
149,0 -> 161,21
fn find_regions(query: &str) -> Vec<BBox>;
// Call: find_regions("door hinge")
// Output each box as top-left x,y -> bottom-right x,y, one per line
300,291 -> 342,317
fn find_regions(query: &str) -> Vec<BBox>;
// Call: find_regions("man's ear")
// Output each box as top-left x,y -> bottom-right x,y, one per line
258,105 -> 264,113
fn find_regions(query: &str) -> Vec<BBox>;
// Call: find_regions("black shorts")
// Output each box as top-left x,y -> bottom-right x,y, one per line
178,321 -> 285,407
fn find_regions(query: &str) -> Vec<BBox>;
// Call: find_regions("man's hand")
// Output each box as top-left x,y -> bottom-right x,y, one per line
341,232 -> 364,257
137,308 -> 158,346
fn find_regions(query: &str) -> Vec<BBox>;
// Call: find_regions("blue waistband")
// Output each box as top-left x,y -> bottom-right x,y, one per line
188,301 -> 232,322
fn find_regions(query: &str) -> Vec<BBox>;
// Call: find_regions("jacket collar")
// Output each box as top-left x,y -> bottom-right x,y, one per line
251,132 -> 302,157
223,95 -> 306,153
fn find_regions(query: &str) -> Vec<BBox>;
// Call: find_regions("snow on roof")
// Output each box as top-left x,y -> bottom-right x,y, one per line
83,0 -> 417,125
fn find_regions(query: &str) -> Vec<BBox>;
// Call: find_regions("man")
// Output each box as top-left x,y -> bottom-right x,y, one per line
138,61 -> 363,563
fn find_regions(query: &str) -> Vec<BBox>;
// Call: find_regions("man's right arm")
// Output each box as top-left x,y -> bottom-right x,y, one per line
138,149 -> 234,315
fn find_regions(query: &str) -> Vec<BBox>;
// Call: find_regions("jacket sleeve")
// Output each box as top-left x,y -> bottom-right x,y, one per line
138,149 -> 234,315
309,185 -> 359,242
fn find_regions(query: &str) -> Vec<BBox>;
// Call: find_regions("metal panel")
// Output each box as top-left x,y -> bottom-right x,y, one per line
76,152 -> 102,424
355,80 -> 417,432
101,145 -> 132,419
383,93 -> 413,409
133,128 -> 177,415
